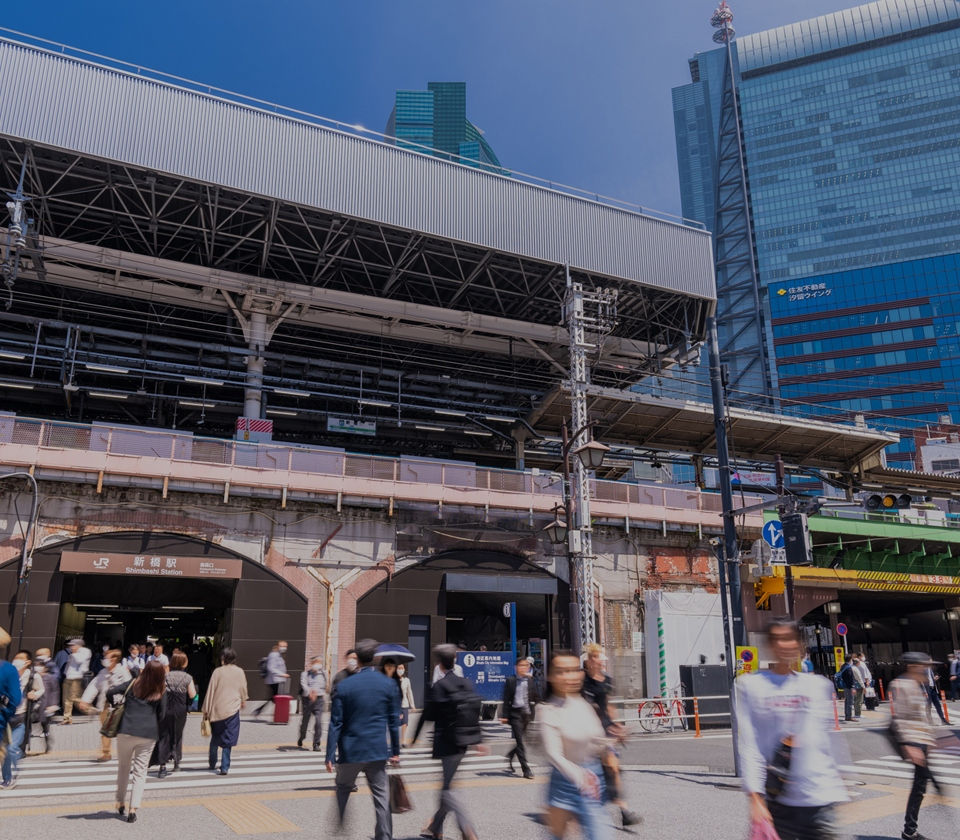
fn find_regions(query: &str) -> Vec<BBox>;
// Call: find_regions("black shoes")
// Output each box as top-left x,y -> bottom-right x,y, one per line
297,739 -> 303,748
158,767 -> 168,779
901,832 -> 929,840
313,745 -> 322,752
523,771 -> 534,780
621,809 -> 643,826
126,813 -> 137,823
218,769 -> 228,776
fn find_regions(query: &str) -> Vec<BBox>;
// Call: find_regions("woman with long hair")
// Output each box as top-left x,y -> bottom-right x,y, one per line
396,661 -> 416,746
112,660 -> 167,823
379,657 -> 407,744
539,649 -> 611,840
202,648 -> 248,775
156,651 -> 197,777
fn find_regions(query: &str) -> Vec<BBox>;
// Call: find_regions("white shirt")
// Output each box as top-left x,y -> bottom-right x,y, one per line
737,670 -> 849,807
431,663 -> 463,684
64,647 -> 92,680
81,665 -> 132,710
148,653 -> 169,667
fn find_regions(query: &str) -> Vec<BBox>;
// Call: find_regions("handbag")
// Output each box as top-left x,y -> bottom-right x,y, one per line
99,681 -> 133,739
200,715 -> 211,738
389,773 -> 412,814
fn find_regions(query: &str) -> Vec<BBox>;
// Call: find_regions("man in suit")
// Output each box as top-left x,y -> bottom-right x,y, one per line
325,638 -> 400,840
500,656 -> 540,779
411,644 -> 486,840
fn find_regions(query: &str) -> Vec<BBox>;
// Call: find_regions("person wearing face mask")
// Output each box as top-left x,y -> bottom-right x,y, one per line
396,662 -> 416,746
332,649 -> 359,698
254,641 -> 290,717
0,629 -> 22,776
78,649 -> 131,763
34,649 -> 59,753
298,656 -> 327,751
3,650 -> 44,789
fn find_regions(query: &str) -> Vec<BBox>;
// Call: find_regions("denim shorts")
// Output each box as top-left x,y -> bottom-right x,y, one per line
547,762 -> 610,840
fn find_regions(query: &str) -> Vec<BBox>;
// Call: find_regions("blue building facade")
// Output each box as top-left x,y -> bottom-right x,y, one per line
386,82 -> 502,171
674,0 -> 960,466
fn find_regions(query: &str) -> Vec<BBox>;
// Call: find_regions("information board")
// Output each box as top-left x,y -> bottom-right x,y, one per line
456,651 -> 515,701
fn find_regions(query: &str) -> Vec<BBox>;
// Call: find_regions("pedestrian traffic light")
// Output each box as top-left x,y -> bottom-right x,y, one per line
780,511 -> 813,566
863,493 -> 912,511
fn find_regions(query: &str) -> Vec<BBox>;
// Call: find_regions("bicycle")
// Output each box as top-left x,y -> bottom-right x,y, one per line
637,686 -> 688,732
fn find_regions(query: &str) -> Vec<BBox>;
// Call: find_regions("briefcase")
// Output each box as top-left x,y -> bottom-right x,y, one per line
389,774 -> 412,814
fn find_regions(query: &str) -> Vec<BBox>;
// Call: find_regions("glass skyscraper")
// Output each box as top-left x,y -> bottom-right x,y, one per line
386,82 -> 502,171
674,0 -> 960,467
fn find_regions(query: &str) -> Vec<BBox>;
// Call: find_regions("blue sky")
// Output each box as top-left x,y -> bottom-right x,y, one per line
2,1 -> 852,217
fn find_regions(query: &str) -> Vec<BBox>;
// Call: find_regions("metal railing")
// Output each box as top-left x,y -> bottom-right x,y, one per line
817,506 -> 960,530
0,417 -> 765,514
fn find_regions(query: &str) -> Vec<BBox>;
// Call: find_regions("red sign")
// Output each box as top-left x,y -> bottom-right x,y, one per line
836,623 -> 847,636
60,551 -> 242,580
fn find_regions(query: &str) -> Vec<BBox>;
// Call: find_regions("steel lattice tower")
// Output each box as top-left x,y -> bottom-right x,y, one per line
710,2 -> 773,407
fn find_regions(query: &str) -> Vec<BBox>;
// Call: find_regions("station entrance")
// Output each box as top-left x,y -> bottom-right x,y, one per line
0,531 -> 309,701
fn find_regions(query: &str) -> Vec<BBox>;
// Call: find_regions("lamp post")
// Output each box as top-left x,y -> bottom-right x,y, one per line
543,420 -> 610,655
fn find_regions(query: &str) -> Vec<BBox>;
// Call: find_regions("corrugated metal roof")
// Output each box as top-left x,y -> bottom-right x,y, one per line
737,0 -> 960,73
0,36 -> 715,299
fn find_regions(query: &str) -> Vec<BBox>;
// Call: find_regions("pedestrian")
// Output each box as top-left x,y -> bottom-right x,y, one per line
890,652 -> 940,840
411,643 -> 486,840
923,664 -> 948,725
396,661 -> 416,746
837,654 -> 856,722
78,649 -> 131,762
325,638 -> 400,840
739,617 -> 848,840
431,655 -> 463,685
50,641 -> 70,683
380,657 -> 403,734
852,654 -> 867,719
156,651 -> 197,777
581,644 -> 641,827
949,653 -> 959,701
801,654 -> 814,674
111,660 -> 166,823
254,641 -> 289,717
2,649 -> 44,790
122,644 -> 144,678
539,649 -> 611,840
331,648 -> 358,697
148,644 -> 169,669
34,651 -> 59,753
202,647 -> 248,776
501,655 -> 540,779
298,655 -> 327,751
0,628 -> 22,767
61,637 -> 91,724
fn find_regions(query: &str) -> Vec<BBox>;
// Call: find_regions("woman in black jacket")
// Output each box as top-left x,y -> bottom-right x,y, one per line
111,660 -> 167,823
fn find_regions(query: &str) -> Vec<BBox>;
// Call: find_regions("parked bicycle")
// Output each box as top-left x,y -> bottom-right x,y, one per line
638,686 -> 688,732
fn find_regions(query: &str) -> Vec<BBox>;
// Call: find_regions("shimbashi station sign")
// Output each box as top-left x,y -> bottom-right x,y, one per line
60,551 -> 243,580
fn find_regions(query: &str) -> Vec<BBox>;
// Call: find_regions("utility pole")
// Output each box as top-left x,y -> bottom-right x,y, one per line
563,268 -> 617,652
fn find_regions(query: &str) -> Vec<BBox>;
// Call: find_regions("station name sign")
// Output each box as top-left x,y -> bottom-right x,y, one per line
60,551 -> 243,580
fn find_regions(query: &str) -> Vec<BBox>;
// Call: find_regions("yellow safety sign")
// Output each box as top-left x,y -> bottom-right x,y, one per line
834,646 -> 845,672
736,646 -> 759,676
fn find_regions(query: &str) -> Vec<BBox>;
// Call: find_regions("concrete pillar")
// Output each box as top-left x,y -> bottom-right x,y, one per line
245,310 -> 267,419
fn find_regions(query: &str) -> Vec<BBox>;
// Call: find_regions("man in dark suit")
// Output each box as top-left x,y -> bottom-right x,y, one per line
411,644 -> 486,840
500,656 -> 540,779
325,638 -> 400,840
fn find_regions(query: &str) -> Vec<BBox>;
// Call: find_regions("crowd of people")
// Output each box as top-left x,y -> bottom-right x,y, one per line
0,622 -> 956,840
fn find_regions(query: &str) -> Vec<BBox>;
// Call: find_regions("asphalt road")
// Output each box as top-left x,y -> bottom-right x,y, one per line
2,709 -> 959,838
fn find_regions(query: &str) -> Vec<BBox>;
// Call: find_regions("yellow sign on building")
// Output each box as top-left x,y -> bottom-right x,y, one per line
736,646 -> 759,676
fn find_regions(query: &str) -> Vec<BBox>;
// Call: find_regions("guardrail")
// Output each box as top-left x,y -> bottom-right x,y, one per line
609,695 -> 731,737
0,416 -> 765,515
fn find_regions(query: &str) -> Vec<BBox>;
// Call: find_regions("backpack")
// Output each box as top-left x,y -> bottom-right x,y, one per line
258,656 -> 270,681
449,681 -> 483,747
833,666 -> 849,691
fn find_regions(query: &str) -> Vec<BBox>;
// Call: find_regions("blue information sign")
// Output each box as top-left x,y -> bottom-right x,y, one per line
456,651 -> 516,701
762,520 -> 785,548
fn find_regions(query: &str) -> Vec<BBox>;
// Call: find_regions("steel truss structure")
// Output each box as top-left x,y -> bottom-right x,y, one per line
0,138 -> 712,462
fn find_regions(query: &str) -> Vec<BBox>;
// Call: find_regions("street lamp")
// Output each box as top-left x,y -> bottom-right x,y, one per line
544,517 -> 568,546
572,441 -> 610,472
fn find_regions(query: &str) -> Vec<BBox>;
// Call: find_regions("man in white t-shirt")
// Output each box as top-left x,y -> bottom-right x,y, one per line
61,638 -> 91,724
738,617 -> 848,839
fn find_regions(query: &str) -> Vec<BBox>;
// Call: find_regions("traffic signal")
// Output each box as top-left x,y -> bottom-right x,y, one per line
863,493 -> 912,511
780,512 -> 813,566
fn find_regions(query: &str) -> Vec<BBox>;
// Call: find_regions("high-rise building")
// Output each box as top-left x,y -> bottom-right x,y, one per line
674,0 -> 960,467
386,82 -> 502,171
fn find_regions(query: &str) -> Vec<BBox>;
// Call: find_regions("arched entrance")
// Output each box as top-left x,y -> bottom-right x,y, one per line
356,550 -> 569,705
0,532 -> 307,700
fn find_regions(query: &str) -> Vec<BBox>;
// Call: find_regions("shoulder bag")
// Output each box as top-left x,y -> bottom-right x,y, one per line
100,681 -> 133,739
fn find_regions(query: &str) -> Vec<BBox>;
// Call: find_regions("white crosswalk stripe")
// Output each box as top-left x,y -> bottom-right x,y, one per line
1,748 -> 527,799
841,753 -> 960,783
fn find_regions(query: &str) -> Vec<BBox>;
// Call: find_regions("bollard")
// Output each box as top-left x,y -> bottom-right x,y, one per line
943,691 -> 951,725
878,678 -> 885,702
832,695 -> 841,731
693,697 -> 702,738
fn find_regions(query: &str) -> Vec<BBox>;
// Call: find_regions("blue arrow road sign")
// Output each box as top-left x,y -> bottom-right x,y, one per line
763,520 -> 785,548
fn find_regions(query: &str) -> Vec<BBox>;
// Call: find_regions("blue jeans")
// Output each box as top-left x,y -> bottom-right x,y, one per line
547,764 -> 610,840
208,738 -> 232,773
2,723 -> 25,783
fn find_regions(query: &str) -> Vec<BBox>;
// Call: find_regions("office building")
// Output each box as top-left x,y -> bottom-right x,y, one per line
386,81 -> 502,171
674,0 -> 960,466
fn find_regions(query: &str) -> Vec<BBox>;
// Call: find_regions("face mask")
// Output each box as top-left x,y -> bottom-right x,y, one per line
397,668 -> 405,676
279,647 -> 287,654
13,659 -> 27,672
102,659 -> 111,668
346,659 -> 358,673
312,664 -> 322,673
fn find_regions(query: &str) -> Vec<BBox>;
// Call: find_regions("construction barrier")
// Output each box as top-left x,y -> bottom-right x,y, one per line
693,697 -> 702,738
942,690 -> 951,725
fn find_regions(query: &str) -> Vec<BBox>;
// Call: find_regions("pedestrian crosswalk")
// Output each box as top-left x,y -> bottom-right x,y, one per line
842,753 -> 960,783
1,747 -> 525,799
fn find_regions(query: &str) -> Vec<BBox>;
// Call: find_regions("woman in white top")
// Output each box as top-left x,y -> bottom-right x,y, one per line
539,650 -> 611,840
396,663 -> 416,745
